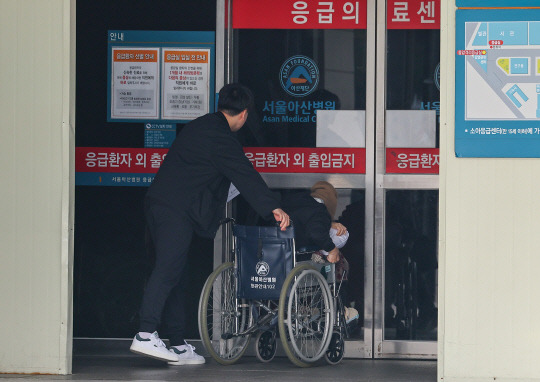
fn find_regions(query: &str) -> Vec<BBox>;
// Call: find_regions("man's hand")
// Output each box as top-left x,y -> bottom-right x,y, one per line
326,247 -> 340,263
272,208 -> 290,231
331,222 -> 348,236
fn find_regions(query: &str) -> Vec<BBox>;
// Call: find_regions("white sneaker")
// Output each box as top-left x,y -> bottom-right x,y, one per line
130,331 -> 179,362
167,342 -> 206,365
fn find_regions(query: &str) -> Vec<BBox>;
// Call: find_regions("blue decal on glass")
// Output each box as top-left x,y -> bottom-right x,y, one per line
279,55 -> 319,97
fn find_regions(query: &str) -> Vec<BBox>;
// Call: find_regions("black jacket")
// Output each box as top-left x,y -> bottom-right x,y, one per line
281,191 -> 335,252
146,112 -> 280,237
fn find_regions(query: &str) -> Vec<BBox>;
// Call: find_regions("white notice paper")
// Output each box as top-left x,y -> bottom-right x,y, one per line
385,110 -> 436,148
111,47 -> 160,119
316,110 -> 366,148
162,48 -> 210,120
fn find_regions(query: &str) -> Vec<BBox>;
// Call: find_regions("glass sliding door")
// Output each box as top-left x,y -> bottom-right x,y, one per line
229,0 -> 373,358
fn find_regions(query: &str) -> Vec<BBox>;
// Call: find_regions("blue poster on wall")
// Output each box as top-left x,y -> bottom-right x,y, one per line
107,30 -> 215,123
455,9 -> 540,157
457,0 -> 540,6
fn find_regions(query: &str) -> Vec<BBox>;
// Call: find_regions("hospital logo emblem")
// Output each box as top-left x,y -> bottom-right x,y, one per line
256,261 -> 270,276
279,55 -> 319,97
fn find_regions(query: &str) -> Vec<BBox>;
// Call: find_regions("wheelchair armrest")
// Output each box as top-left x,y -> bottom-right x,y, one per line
295,245 -> 319,254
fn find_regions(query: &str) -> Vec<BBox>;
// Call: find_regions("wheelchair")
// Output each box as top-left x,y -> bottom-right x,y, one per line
198,219 -> 348,367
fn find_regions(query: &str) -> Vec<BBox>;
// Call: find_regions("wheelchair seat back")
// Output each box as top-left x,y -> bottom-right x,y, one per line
233,224 -> 295,300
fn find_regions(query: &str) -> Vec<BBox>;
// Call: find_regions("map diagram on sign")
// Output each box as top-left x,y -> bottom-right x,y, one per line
464,21 -> 540,120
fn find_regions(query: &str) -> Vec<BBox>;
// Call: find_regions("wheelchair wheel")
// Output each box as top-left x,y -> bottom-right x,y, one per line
325,294 -> 347,365
406,261 -> 419,339
199,262 -> 252,365
394,259 -> 419,340
254,329 -> 277,363
278,263 -> 334,367
324,331 -> 345,365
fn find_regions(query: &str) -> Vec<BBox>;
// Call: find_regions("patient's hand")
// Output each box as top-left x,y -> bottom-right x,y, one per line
331,222 -> 348,236
327,247 -> 340,263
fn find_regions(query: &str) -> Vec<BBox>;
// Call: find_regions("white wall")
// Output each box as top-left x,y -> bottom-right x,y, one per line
0,0 -> 75,374
439,1 -> 540,380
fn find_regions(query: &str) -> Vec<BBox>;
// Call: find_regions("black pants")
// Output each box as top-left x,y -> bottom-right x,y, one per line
139,200 -> 193,346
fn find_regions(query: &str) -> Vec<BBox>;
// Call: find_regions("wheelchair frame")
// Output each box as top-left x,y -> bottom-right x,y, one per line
198,219 -> 349,367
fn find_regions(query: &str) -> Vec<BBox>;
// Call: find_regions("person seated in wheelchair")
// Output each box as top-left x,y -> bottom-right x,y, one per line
280,181 -> 346,264
280,181 -> 359,326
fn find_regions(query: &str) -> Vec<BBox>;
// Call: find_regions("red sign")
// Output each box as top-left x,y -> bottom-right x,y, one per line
76,147 -> 365,174
386,148 -> 439,174
76,147 -> 168,173
244,147 -> 365,173
387,0 -> 440,29
233,0 -> 367,29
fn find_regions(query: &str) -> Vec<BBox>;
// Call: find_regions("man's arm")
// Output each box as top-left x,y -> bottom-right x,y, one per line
212,128 -> 289,227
